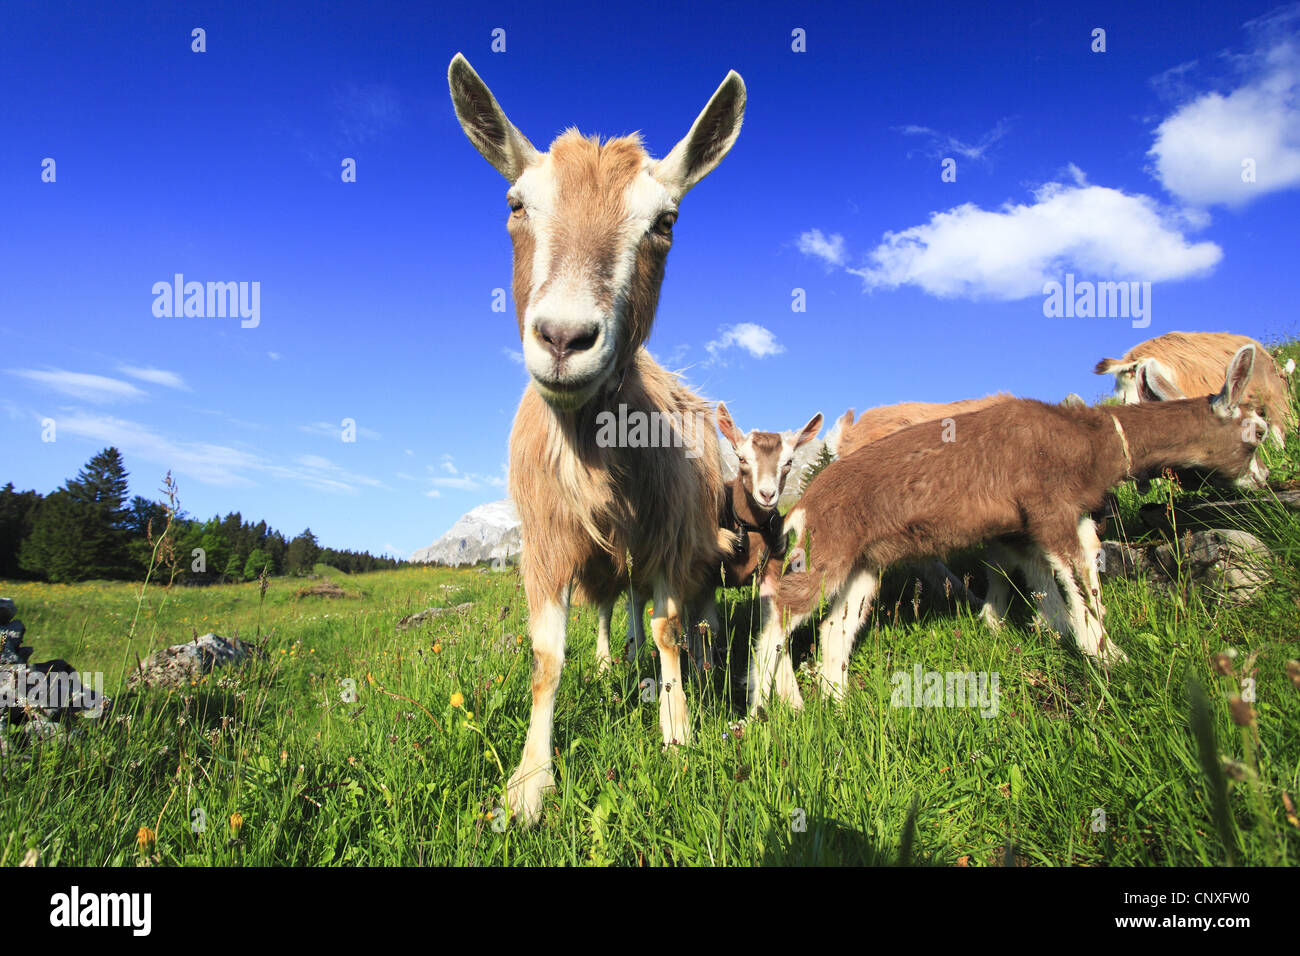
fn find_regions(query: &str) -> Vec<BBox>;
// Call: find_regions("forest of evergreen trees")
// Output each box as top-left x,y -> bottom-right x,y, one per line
0,447 -> 408,583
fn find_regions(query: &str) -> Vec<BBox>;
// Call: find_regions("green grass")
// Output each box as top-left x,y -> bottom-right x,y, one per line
2,543 -> 1298,865
4,350 -> 1300,866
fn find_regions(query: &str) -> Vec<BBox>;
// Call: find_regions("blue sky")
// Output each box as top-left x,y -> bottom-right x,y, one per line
3,1 -> 1299,558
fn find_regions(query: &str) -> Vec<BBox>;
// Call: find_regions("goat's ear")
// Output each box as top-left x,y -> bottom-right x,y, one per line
716,402 -> 743,448
448,53 -> 539,183
1137,359 -> 1185,402
1214,345 -> 1256,412
794,412 -> 823,448
653,71 -> 746,198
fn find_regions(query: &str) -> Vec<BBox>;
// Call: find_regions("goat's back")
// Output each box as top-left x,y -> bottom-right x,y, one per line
836,393 -> 1015,459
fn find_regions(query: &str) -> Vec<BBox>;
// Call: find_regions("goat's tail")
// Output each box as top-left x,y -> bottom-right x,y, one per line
824,408 -> 855,458
1094,357 -> 1132,376
774,570 -> 825,617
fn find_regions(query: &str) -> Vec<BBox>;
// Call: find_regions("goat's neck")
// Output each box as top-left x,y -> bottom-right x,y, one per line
728,475 -> 771,529
1107,400 -> 1216,480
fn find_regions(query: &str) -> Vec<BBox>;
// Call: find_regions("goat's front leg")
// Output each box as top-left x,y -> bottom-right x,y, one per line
979,542 -> 1020,631
684,590 -> 724,672
750,588 -> 808,714
815,567 -> 878,702
650,581 -> 690,745
595,600 -> 614,672
507,590 -> 569,825
773,647 -> 803,710
1061,518 -> 1127,666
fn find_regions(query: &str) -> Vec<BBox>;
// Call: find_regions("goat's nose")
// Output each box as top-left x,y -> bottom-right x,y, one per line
535,319 -> 599,361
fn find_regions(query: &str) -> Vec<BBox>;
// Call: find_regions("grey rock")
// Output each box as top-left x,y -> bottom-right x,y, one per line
1,619 -> 27,664
1099,529 -> 1272,606
1,661 -> 110,720
0,600 -> 110,725
21,716 -> 64,743
127,633 -> 265,690
1098,541 -> 1150,579
396,603 -> 475,631
1139,489 -> 1300,536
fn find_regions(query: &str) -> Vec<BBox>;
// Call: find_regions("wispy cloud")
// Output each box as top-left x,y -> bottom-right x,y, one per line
896,118 -> 1012,164
797,228 -> 846,268
705,323 -> 786,362
8,368 -> 146,403
426,457 -> 506,492
334,82 -> 403,146
300,420 -> 382,441
30,409 -> 388,494
117,364 -> 190,391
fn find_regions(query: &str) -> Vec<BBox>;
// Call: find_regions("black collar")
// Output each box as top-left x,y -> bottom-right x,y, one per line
729,503 -> 786,560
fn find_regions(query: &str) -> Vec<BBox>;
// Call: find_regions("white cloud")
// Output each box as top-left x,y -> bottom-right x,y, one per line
8,368 -> 146,403
705,323 -> 785,361
117,365 -> 190,391
268,352 -> 281,361
839,175 -> 1221,300
797,229 -> 846,268
502,347 -> 524,365
1148,21 -> 1300,206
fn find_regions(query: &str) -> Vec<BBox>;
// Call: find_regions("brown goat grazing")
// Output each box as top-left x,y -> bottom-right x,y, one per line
828,394 -> 1015,460
750,347 -> 1268,713
449,54 -> 745,824
1096,331 -> 1294,443
603,404 -> 823,671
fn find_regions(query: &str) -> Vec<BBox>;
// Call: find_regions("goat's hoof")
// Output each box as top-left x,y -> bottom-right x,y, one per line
816,678 -> 846,704
774,684 -> 805,710
506,764 -> 554,826
1099,646 -> 1130,668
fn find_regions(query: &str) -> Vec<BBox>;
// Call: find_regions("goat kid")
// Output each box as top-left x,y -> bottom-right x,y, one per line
751,346 -> 1267,713
449,54 -> 745,824
597,404 -> 822,671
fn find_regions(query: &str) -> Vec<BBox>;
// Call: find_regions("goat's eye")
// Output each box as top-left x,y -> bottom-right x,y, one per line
737,457 -> 749,468
653,211 -> 676,236
508,197 -> 525,218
